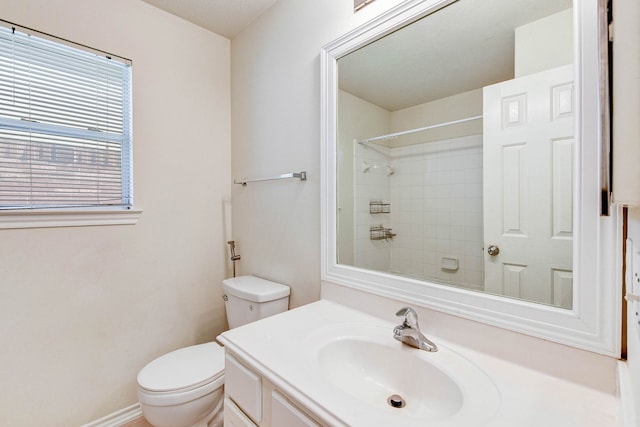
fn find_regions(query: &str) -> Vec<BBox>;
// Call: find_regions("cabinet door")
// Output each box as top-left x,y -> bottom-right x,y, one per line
225,354 -> 262,423
271,391 -> 320,427
224,397 -> 258,427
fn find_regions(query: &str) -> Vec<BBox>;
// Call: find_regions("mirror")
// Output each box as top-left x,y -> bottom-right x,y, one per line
321,0 -> 620,355
336,0 -> 575,309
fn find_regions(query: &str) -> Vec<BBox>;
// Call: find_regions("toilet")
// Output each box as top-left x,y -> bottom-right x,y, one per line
136,276 -> 290,427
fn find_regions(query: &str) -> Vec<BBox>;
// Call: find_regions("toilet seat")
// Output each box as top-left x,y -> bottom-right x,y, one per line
138,375 -> 224,407
137,342 -> 225,406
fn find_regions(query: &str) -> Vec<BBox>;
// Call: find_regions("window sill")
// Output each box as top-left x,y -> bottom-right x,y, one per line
0,208 -> 143,229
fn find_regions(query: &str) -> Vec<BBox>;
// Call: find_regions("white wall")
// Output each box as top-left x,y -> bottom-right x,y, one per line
230,0 -> 404,308
515,8 -> 573,77
0,1 -> 231,426
389,88 -> 483,146
626,208 -> 640,424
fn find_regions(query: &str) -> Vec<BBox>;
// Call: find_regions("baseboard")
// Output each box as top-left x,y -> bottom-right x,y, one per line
618,361 -> 638,427
80,403 -> 143,427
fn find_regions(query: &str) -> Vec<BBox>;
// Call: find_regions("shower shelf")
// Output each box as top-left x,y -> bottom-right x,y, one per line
370,225 -> 396,241
369,201 -> 390,214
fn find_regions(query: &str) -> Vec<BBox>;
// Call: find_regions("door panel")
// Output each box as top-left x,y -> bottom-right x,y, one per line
483,64 -> 573,308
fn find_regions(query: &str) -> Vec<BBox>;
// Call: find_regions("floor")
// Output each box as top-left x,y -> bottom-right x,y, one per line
121,417 -> 153,427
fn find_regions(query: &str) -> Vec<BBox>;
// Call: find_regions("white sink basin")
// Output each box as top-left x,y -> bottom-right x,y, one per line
306,323 -> 500,426
319,338 -> 463,418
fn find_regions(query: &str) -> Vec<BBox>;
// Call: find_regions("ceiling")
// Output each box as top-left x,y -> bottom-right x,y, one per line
142,0 -> 572,112
141,0 -> 280,39
339,0 -> 572,111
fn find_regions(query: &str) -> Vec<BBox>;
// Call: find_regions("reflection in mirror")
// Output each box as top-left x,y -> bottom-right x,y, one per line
336,0 -> 574,309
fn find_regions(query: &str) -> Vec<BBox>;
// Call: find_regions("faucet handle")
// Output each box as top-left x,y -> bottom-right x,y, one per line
395,307 -> 420,329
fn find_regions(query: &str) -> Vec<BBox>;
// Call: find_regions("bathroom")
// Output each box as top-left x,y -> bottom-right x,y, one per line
0,0 -> 638,426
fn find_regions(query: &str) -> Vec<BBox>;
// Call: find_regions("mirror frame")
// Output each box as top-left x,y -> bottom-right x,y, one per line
320,0 -> 621,355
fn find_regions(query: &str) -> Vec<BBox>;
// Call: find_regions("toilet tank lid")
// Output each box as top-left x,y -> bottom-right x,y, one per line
223,275 -> 290,302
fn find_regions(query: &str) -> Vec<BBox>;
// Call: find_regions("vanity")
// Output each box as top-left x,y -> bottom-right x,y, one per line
218,300 -> 619,427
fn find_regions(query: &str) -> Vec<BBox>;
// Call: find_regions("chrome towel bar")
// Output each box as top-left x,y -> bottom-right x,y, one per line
233,171 -> 307,186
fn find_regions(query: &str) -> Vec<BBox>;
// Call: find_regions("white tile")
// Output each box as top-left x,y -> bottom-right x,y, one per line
466,255 -> 484,271
424,224 -> 437,238
450,211 -> 467,226
436,239 -> 450,253
465,225 -> 483,241
466,241 -> 484,256
451,171 -> 466,184
466,270 -> 484,286
450,225 -> 466,241
435,199 -> 451,213
451,183 -> 466,198
450,240 -> 466,255
435,211 -> 451,225
436,227 -> 450,239
450,198 -> 466,212
436,170 -> 452,184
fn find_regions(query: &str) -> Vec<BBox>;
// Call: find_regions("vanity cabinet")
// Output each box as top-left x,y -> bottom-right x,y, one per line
224,397 -> 258,427
224,353 -> 321,427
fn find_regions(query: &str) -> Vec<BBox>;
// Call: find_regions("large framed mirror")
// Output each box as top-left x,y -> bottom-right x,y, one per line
321,0 -> 620,355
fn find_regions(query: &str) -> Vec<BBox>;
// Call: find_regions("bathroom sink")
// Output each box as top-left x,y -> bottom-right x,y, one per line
319,338 -> 462,418
306,323 -> 500,426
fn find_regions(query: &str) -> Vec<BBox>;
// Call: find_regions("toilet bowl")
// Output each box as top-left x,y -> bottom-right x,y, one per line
137,276 -> 290,427
137,343 -> 225,427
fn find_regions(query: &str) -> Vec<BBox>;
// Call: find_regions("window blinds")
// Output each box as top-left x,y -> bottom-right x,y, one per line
0,22 -> 132,210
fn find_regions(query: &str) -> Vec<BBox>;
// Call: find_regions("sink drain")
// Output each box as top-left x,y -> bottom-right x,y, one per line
387,394 -> 406,408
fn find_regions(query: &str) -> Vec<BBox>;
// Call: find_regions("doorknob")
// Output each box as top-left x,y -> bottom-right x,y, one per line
487,245 -> 500,256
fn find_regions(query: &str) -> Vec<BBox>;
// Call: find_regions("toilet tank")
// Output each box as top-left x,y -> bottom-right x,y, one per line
222,276 -> 290,329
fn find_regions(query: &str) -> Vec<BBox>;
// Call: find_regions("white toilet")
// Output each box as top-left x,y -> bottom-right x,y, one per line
136,275 -> 290,427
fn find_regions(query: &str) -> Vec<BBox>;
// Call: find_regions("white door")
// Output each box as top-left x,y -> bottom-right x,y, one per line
483,65 -> 574,308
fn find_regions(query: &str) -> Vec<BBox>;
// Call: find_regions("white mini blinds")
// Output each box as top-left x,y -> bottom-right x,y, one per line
0,22 -> 132,210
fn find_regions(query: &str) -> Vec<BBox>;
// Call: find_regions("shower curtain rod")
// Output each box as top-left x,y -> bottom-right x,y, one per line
356,115 -> 483,145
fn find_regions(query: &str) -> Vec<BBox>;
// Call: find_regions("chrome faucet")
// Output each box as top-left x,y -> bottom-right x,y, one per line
393,307 -> 438,352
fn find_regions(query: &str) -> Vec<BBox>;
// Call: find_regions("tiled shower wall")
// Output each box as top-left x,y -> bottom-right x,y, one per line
355,135 -> 484,290
354,143 -> 392,271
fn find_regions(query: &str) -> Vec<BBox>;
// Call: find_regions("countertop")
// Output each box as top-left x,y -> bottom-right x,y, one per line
218,299 -> 619,427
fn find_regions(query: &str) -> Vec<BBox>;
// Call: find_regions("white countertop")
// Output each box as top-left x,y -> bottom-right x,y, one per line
218,300 -> 619,427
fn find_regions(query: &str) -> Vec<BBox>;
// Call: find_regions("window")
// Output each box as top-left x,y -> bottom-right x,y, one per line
0,21 -> 133,214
